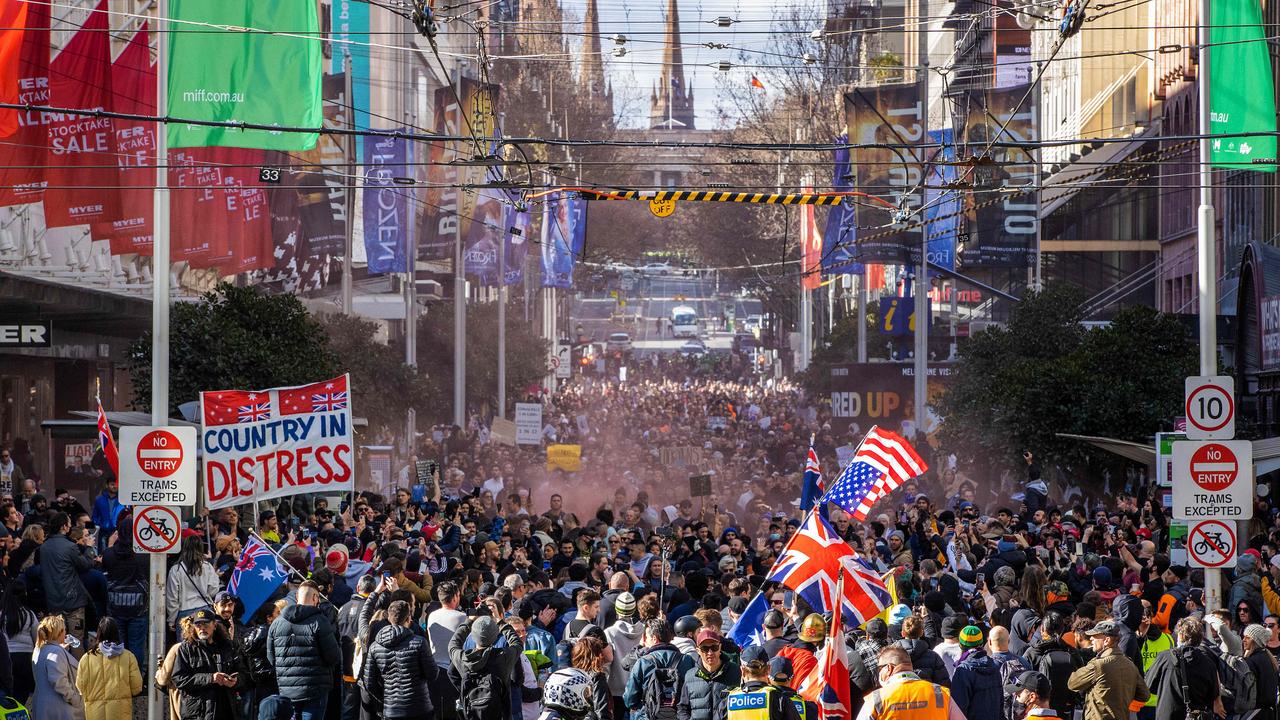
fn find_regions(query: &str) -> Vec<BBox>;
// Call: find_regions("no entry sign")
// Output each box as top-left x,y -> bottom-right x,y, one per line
1187,519 -> 1238,568
133,505 -> 181,554
119,426 -> 197,506
1171,440 -> 1253,519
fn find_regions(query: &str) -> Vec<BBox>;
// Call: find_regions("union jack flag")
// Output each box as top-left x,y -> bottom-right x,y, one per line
96,398 -> 119,476
798,572 -> 854,719
767,511 -> 891,624
237,401 -> 272,423
311,390 -> 348,412
824,426 -> 928,521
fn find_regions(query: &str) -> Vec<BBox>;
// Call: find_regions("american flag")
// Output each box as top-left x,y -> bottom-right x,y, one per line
767,511 -> 891,623
797,572 -> 854,719
237,401 -> 272,423
824,426 -> 928,521
96,398 -> 119,476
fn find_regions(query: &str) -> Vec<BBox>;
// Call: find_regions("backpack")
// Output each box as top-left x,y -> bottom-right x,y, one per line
458,655 -> 511,720
1215,650 -> 1257,714
1034,645 -> 1083,712
642,653 -> 682,720
105,577 -> 146,619
997,655 -> 1030,720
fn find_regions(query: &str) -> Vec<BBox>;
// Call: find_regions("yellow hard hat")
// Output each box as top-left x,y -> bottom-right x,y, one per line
799,613 -> 828,642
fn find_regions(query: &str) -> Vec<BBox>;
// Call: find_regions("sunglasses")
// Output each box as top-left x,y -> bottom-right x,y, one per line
771,598 -> 784,605
697,644 -> 721,652
1266,623 -> 1278,629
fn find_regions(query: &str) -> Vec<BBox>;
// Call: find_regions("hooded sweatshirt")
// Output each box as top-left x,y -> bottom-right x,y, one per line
1112,595 -> 1144,667
605,618 -> 644,695
951,650 -> 1004,720
1009,608 -> 1040,656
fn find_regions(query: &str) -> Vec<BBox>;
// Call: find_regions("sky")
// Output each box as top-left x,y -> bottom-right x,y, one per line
558,0 -> 826,128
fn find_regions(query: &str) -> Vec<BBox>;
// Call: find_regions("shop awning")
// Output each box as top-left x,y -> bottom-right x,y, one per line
1039,131 -> 1156,219
1058,432 -> 1280,476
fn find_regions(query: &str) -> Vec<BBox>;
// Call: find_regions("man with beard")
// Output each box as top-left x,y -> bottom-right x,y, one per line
171,608 -> 244,720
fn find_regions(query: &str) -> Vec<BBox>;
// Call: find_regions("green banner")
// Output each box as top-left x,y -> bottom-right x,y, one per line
1209,0 -> 1277,171
167,1 -> 322,150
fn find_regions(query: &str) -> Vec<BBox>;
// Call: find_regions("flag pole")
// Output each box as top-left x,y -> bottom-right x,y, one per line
244,530 -> 332,605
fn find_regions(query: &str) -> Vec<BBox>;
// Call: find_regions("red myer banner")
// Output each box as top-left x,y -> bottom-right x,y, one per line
43,0 -> 121,228
0,0 -> 49,207
0,1 -> 29,138
200,374 -> 353,510
96,24 -> 155,255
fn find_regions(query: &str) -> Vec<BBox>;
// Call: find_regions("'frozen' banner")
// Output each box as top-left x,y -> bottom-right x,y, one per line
924,129 -> 958,273
541,192 -> 587,288
363,132 -> 411,274
822,135 -> 862,277
200,374 -> 354,510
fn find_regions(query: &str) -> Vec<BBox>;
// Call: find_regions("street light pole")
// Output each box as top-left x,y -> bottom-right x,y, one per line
913,0 -> 930,442
453,62 -> 467,427
341,50 -> 354,315
1197,0 -> 1221,612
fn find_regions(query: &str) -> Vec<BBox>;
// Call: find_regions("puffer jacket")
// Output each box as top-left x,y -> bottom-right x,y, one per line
266,604 -> 342,703
677,656 -> 741,720
239,624 -> 276,692
75,648 -> 143,720
897,638 -> 950,687
605,619 -> 644,696
362,624 -> 436,719
624,644 -> 694,720
951,651 -> 1004,720
171,636 -> 244,720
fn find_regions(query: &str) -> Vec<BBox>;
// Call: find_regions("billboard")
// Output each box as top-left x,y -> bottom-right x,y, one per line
828,362 -> 954,438
423,80 -> 499,260
845,84 -> 925,265
960,84 -> 1038,267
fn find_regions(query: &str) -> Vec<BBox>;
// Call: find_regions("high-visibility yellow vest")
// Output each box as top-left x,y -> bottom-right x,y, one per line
1140,631 -> 1174,707
728,686 -> 782,720
869,677 -> 952,720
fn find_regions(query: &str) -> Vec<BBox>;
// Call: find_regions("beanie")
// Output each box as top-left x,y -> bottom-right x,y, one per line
959,625 -> 985,648
325,543 -> 350,575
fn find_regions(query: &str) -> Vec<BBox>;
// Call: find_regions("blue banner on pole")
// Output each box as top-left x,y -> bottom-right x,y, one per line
822,135 -> 863,276
502,198 -> 530,285
924,129 -> 958,273
541,192 -> 587,288
362,132 -> 410,274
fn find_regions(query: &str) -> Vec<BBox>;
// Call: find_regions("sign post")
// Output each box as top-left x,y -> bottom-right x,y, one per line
1185,375 -> 1235,440
133,505 -> 182,554
1187,519 -> 1238,569
119,426 -> 197,506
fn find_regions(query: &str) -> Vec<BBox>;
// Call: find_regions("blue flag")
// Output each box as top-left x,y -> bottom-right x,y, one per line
541,192 -> 587,288
229,536 -> 290,624
362,131 -> 411,274
728,590 -> 769,649
821,134 -> 863,276
800,443 -> 824,513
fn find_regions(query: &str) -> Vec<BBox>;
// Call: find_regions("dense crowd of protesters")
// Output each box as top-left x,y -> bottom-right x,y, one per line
0,353 -> 1277,720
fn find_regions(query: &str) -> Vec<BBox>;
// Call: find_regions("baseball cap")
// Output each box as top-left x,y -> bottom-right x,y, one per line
695,628 -> 722,647
1085,620 -> 1121,637
769,656 -> 795,683
213,591 -> 235,604
727,596 -> 748,614
259,510 -> 276,521
1006,670 -> 1052,697
191,608 -> 218,624
741,646 -> 769,667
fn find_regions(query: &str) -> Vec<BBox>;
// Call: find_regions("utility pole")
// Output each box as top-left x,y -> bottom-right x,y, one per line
497,112 -> 507,419
1197,0 -> 1221,612
799,172 -> 813,372
404,39 -> 418,454
857,269 -> 867,362
148,4 -> 171,720
453,62 -> 467,427
341,50 -> 354,315
913,0 -> 930,442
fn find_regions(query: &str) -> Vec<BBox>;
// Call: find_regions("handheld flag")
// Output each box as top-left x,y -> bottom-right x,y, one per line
800,435 -> 824,513
750,75 -> 765,90
862,569 -> 900,629
767,511 -> 892,623
824,426 -> 928,521
728,590 -> 770,649
95,398 -> 119,477
798,571 -> 854,719
230,535 -> 291,623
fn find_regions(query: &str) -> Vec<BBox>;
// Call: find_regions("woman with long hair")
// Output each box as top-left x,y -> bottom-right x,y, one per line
164,535 -> 218,637
569,635 -> 613,720
75,617 -> 142,720
31,615 -> 84,720
6,579 -> 39,703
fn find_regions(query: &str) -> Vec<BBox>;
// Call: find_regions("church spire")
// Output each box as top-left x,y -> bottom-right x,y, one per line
580,0 -> 610,107
649,0 -> 695,130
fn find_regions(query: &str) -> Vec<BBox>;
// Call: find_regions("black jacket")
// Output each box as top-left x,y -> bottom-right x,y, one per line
171,635 -> 245,720
266,603 -> 342,703
897,638 -> 950,687
240,624 -> 276,691
362,623 -> 437,719
40,533 -> 91,612
1112,595 -> 1144,668
1025,634 -> 1084,715
677,656 -> 741,720
447,618 -> 525,720
1247,647 -> 1279,711
1144,644 -> 1220,720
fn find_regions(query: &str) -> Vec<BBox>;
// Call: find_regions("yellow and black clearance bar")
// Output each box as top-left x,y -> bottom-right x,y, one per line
525,187 -> 898,218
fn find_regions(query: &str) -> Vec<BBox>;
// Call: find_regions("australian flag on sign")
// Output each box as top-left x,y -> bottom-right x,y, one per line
230,535 -> 290,623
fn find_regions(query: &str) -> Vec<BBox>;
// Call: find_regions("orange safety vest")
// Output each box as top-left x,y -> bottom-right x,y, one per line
869,677 -> 951,720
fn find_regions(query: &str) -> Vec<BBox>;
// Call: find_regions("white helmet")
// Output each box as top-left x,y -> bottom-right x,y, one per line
543,668 -> 592,714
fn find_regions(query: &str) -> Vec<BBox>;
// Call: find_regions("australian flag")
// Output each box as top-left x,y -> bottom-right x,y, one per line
230,535 -> 291,623
727,590 -> 770,649
800,438 -> 824,514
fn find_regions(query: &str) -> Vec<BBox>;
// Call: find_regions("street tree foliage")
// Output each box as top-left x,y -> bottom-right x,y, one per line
320,314 -> 433,439
128,283 -> 336,416
415,299 -> 549,422
935,285 -> 1198,476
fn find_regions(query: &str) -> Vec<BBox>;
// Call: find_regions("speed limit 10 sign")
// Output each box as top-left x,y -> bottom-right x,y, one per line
1185,375 -> 1235,440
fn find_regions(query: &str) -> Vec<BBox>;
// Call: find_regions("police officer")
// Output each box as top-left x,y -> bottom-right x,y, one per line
767,656 -> 817,720
854,645 -> 967,720
727,646 -> 804,720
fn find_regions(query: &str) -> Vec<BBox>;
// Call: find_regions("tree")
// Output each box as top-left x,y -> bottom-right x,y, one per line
935,285 -> 1198,476
320,314 -> 432,439
128,283 -> 336,416
415,299 -> 549,423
